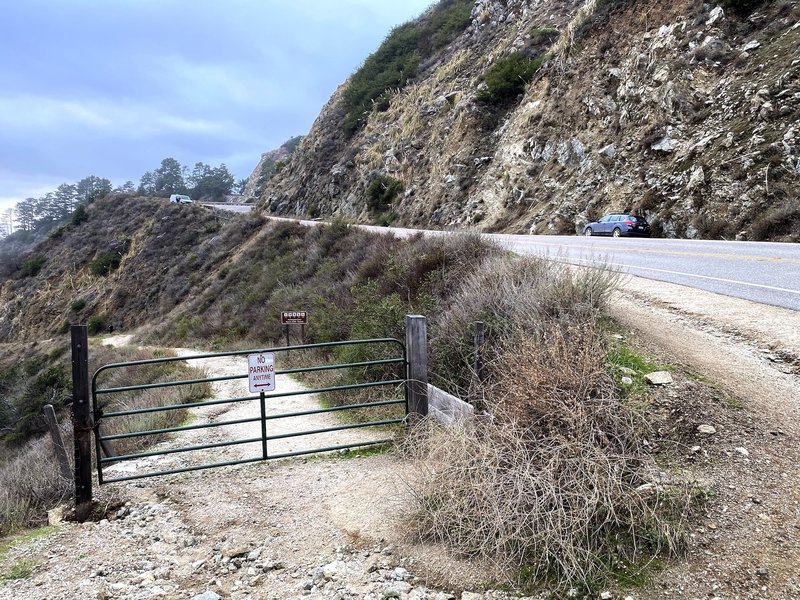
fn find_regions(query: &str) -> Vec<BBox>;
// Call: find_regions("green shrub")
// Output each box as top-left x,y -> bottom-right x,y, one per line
87,314 -> 109,335
366,175 -> 403,213
1,362 -> 71,445
343,23 -> 421,132
423,0 -> 473,52
343,0 -> 473,132
70,204 -> 88,226
69,299 -> 86,312
89,252 -> 121,276
477,52 -> 543,105
20,256 -> 45,277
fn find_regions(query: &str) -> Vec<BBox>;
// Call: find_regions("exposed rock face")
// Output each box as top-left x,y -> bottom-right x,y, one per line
260,0 -> 800,241
243,136 -> 303,201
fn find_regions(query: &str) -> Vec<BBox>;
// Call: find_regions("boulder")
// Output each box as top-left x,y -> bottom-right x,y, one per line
645,371 -> 673,385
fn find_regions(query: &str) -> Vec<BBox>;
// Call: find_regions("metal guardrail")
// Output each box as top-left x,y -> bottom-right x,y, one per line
91,338 -> 408,484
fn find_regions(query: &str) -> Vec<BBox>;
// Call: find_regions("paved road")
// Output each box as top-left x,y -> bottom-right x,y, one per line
489,234 -> 800,312
271,217 -> 800,311
360,225 -> 800,312
201,203 -> 252,214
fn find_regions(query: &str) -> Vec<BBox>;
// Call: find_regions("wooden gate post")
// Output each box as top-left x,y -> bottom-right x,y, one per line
405,315 -> 428,421
42,404 -> 71,481
474,321 -> 485,383
71,325 -> 92,521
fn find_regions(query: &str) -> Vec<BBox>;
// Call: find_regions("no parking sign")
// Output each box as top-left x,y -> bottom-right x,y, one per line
247,353 -> 275,393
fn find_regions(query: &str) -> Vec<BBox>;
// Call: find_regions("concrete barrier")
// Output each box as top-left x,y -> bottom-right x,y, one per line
428,384 -> 474,427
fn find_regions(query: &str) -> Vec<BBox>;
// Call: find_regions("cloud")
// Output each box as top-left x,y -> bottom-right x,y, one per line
0,94 -> 247,141
0,0 -> 436,212
0,169 -> 67,214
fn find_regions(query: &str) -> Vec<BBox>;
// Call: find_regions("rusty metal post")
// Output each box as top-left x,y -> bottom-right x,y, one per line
474,321 -> 485,383
42,404 -> 71,481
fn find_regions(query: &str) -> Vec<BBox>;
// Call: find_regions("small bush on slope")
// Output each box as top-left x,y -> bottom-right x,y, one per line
477,52 -> 544,106
342,0 -> 473,132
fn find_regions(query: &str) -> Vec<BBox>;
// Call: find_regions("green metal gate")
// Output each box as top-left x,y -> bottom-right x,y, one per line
91,338 -> 408,484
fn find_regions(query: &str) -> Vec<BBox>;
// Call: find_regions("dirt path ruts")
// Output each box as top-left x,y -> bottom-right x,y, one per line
611,276 -> 800,432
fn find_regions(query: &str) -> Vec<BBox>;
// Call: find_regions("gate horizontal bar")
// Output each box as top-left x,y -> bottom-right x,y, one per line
101,379 -> 405,419
99,397 -> 405,442
96,372 -> 245,395
262,397 -> 405,421
93,338 -> 404,379
101,455 -> 265,484
102,394 -> 259,418
100,438 -> 393,484
101,415 -> 263,441
267,439 -> 394,461
266,417 -> 405,442
99,435 -> 263,464
95,357 -> 404,395
278,357 -> 403,376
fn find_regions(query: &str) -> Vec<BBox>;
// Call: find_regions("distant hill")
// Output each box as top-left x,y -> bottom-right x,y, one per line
0,195 -> 231,341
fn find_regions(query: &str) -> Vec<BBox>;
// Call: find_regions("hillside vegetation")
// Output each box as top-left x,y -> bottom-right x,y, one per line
0,195 -> 712,591
258,0 -> 800,240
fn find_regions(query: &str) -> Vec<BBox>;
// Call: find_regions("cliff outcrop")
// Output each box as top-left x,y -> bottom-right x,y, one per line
260,0 -> 799,240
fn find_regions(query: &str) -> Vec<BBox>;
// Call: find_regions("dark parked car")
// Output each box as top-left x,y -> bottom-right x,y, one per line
582,214 -> 651,237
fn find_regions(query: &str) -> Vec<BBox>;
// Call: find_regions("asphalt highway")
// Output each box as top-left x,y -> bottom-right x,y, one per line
360,225 -> 800,312
488,234 -> 800,312
266,215 -> 800,312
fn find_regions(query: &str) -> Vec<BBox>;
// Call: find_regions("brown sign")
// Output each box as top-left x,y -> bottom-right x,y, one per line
281,311 -> 308,325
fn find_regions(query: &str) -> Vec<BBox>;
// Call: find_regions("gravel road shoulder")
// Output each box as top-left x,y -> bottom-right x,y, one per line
611,277 -> 800,599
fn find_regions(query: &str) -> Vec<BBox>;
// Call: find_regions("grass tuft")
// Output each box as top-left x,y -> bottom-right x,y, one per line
2,558 -> 38,580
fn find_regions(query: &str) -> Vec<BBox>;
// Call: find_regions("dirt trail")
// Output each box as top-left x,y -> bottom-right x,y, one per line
611,276 -> 800,430
611,277 -> 800,599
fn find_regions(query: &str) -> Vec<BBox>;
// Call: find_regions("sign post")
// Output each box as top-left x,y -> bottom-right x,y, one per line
281,311 -> 308,347
248,352 -> 275,460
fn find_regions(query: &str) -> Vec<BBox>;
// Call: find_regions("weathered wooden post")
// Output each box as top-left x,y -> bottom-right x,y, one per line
71,325 -> 92,521
405,315 -> 428,421
473,321 -> 485,383
42,404 -> 71,481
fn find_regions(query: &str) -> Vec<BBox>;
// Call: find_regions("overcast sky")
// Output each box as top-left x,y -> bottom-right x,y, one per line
0,0 -> 434,214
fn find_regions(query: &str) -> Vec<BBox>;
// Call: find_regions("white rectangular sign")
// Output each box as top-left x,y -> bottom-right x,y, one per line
247,352 -> 275,393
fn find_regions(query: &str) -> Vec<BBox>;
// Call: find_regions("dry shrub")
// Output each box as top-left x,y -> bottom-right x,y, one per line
0,434 -> 72,535
403,325 -> 692,589
430,255 -> 618,396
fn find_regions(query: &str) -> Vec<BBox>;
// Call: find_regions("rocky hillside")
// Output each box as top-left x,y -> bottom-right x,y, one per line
260,0 -> 800,240
243,136 -> 303,201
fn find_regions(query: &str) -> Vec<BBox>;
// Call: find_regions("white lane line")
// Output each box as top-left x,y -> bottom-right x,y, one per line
570,257 -> 800,297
